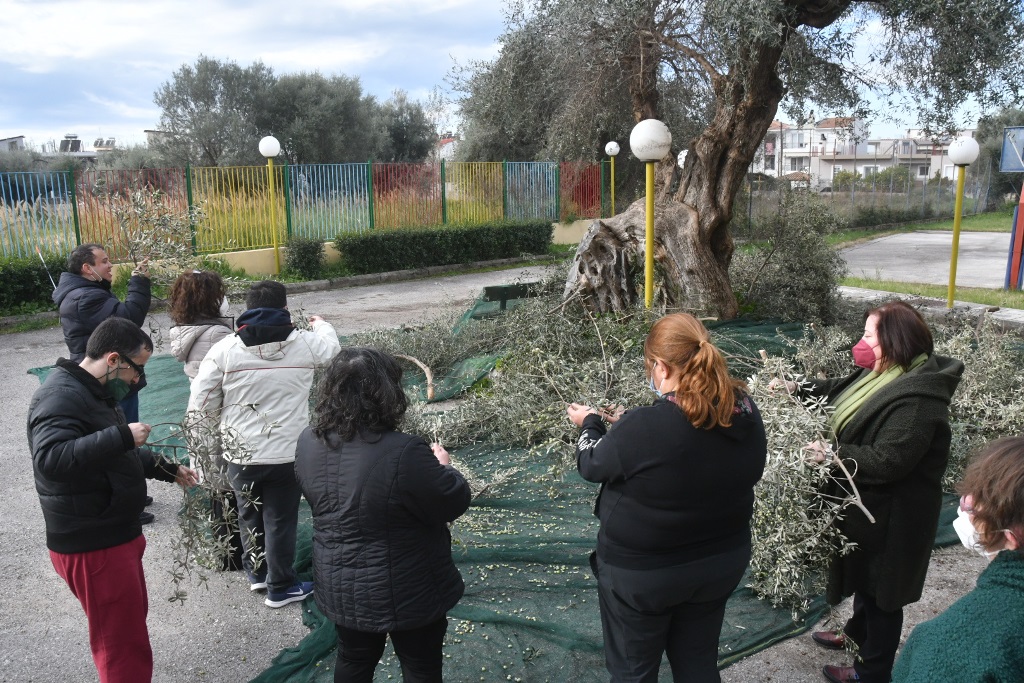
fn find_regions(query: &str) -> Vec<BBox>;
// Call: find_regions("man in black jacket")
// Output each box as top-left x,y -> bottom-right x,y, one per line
27,317 -> 197,683
52,242 -> 155,523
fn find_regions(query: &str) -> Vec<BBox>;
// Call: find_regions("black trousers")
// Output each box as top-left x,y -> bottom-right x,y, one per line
227,461 -> 300,593
595,544 -> 750,683
333,617 -> 448,683
843,592 -> 903,683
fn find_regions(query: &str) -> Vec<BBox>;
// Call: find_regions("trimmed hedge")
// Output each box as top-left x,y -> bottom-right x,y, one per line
850,204 -> 936,229
284,236 -> 326,280
0,253 -> 68,315
333,220 -> 553,275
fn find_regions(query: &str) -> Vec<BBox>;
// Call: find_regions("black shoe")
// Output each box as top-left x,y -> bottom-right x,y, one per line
144,496 -> 154,507
139,511 -> 155,525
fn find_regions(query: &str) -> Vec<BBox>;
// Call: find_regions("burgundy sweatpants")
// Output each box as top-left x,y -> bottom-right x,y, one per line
50,534 -> 153,683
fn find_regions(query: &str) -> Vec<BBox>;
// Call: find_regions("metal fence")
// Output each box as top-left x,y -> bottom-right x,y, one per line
0,160 -> 607,259
733,169 -> 997,241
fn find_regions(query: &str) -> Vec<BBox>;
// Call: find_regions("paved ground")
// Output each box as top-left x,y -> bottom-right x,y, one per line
842,230 -> 1012,289
0,259 -> 996,682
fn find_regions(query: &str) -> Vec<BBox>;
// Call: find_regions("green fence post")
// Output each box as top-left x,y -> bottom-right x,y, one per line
555,162 -> 562,222
67,170 -> 81,245
502,160 -> 508,220
283,163 -> 293,240
600,160 -> 606,217
440,159 -> 447,225
185,164 -> 196,254
366,160 -> 375,230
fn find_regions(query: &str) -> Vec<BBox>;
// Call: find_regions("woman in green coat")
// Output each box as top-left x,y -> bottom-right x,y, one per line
891,435 -> 1024,682
782,301 -> 964,683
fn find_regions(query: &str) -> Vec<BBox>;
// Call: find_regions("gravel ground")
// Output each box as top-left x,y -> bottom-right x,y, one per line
0,264 -> 989,682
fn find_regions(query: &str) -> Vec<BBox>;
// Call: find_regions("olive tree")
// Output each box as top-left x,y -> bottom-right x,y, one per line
458,0 -> 1024,317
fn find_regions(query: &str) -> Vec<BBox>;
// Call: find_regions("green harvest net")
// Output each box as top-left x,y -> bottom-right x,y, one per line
28,295 -> 963,683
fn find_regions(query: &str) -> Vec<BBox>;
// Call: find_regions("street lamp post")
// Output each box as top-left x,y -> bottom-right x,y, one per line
605,141 -> 620,216
629,119 -> 672,309
946,136 -> 980,308
259,135 -> 282,274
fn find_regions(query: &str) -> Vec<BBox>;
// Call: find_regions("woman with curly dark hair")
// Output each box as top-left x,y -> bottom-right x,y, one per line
295,347 -> 471,683
168,270 -> 241,569
168,270 -> 232,379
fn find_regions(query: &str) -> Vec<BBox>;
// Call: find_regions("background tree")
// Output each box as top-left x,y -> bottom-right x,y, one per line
974,107 -> 1024,210
374,90 -> 436,162
256,72 -> 379,164
153,55 -> 275,166
457,0 -> 1024,317
98,144 -> 168,170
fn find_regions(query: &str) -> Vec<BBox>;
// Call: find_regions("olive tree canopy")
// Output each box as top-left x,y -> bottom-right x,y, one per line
456,0 -> 1024,317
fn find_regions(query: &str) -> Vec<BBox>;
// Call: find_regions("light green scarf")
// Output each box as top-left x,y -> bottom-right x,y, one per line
828,353 -> 929,436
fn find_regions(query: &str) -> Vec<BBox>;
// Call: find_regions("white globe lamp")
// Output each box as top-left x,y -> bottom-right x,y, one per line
629,119 -> 672,162
948,137 -> 979,166
259,135 -> 281,158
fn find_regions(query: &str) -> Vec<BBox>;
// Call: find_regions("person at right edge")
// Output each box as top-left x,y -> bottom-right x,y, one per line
890,435 -> 1024,682
781,301 -> 964,683
568,313 -> 767,683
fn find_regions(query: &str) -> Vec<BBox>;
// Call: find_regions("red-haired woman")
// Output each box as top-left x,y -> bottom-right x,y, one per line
568,312 -> 767,683
793,301 -> 964,683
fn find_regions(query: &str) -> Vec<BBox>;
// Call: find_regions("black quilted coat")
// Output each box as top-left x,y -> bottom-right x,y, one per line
294,428 -> 471,632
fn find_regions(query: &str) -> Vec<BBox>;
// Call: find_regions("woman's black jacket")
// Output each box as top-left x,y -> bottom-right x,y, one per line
295,428 -> 471,632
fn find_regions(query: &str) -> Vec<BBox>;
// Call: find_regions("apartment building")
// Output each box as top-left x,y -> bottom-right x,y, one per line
752,118 -> 973,189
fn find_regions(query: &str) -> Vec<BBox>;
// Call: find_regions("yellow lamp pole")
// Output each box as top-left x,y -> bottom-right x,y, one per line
629,120 -> 672,309
644,161 -> 655,307
259,135 -> 282,274
945,137 -> 980,308
605,141 -> 620,216
267,157 -> 280,274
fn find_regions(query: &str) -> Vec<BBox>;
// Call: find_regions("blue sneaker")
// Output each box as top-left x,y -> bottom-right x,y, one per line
265,581 -> 313,608
247,571 -> 267,592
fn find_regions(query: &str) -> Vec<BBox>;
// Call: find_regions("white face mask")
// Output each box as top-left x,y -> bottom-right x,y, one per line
219,297 -> 230,317
953,508 -> 999,560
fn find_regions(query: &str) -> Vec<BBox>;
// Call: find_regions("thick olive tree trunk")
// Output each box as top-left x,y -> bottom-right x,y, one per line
565,44 -> 789,319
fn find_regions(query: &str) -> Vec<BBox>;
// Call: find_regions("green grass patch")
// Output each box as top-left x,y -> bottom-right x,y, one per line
842,276 -> 1024,309
830,209 -> 1016,248
0,315 -> 61,335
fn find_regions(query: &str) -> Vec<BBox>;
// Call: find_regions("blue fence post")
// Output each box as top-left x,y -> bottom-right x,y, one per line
283,164 -> 293,240
366,161 -> 375,230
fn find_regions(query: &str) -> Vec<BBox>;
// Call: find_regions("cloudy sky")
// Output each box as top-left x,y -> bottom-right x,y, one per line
0,0 -> 507,150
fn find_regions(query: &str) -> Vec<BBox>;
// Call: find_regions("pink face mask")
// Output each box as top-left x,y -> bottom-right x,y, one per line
852,339 -> 877,370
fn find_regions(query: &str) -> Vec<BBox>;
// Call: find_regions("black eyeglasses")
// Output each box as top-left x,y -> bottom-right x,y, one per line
119,355 -> 146,382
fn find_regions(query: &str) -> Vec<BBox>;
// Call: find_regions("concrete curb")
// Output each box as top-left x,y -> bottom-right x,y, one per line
281,255 -> 560,295
0,255 -> 561,331
839,286 -> 1024,331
